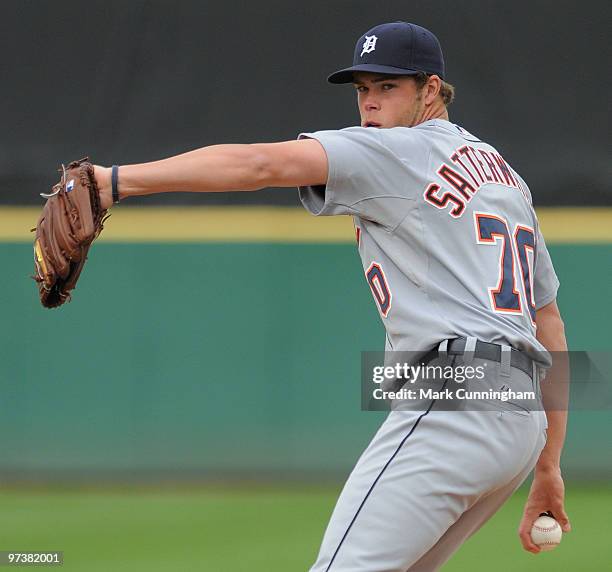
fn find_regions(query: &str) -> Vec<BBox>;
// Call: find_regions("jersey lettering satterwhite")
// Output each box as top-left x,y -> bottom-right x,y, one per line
424,146 -> 528,218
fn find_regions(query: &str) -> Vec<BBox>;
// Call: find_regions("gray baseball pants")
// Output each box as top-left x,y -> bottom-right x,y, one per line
309,343 -> 547,572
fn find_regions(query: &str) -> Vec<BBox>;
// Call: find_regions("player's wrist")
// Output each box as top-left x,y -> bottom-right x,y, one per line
93,165 -> 114,210
534,460 -> 561,474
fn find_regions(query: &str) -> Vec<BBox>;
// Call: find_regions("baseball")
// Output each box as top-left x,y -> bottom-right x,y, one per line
530,515 -> 562,551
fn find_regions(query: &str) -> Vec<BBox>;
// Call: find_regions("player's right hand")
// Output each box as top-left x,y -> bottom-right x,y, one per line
518,466 -> 571,553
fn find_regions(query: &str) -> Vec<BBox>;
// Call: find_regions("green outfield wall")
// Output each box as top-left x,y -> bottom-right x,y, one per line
1,208 -> 611,480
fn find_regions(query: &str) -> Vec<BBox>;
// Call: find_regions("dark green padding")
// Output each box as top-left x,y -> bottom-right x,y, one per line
1,243 -> 610,479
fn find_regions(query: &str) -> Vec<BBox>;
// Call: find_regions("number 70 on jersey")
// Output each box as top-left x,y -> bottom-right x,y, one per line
365,212 -> 536,323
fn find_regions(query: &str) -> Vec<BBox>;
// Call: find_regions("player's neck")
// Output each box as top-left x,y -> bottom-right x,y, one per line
416,100 -> 449,126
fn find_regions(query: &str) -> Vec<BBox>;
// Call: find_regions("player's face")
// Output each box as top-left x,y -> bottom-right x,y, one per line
352,72 -> 425,129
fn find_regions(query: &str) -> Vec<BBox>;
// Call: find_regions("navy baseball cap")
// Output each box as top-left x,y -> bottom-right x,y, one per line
327,22 -> 445,84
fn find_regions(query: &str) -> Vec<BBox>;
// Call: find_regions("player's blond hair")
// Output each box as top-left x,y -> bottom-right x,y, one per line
413,72 -> 455,106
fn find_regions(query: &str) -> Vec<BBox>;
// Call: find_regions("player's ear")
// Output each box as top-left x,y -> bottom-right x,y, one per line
424,75 -> 442,105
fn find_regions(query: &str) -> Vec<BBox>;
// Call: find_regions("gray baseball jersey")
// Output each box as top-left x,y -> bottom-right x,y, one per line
298,119 -> 559,364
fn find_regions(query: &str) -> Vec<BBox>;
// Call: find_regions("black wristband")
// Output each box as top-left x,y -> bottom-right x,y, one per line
111,165 -> 120,204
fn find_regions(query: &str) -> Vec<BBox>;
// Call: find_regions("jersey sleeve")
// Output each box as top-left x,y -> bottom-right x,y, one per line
297,127 -> 422,228
533,227 -> 560,309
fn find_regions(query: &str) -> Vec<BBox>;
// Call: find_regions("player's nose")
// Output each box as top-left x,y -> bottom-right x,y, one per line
363,97 -> 381,111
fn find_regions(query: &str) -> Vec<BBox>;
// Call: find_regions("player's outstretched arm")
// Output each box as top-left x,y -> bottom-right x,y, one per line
94,140 -> 329,209
518,299 -> 571,553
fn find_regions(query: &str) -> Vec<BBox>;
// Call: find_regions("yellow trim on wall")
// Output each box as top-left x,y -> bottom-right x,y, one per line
536,208 -> 612,243
1,206 -> 611,243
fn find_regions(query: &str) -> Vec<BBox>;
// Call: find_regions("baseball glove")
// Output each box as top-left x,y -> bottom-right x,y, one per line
32,157 -> 109,308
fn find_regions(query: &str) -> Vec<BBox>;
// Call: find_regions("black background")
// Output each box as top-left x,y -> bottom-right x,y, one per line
2,0 -> 610,205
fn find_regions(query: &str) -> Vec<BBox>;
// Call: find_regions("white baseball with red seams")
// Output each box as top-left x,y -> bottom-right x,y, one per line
530,515 -> 562,551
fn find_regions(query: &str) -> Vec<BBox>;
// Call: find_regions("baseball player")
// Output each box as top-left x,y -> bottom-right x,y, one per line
92,21 -> 570,571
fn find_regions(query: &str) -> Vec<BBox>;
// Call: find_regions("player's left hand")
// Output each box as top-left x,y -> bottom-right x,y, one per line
32,158 -> 110,307
518,466 -> 571,553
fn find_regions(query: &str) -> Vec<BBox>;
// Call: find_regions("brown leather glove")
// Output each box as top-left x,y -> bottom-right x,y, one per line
32,157 -> 109,308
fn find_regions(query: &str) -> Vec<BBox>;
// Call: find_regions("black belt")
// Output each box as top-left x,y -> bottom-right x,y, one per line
422,338 -> 533,379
